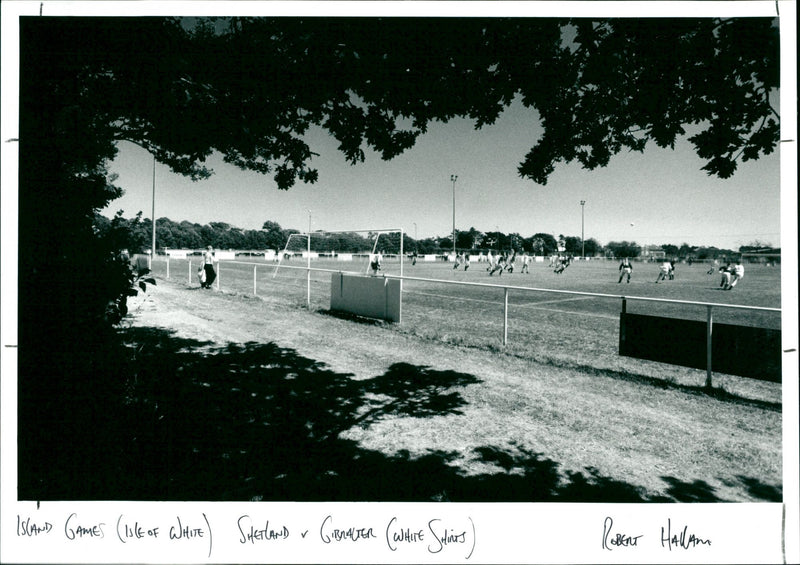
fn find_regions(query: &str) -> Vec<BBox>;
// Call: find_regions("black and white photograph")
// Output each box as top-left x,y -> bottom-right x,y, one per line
1,1 -> 797,563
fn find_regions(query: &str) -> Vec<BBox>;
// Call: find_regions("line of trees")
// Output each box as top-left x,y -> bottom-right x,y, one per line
98,212 -> 747,259
94,214 -> 598,256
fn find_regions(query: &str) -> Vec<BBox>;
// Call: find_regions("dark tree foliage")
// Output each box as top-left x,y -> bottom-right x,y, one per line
563,236 -> 583,255
521,19 -> 779,182
416,239 -> 441,255
456,228 -> 484,251
528,233 -> 559,255
587,238 -> 602,257
167,17 -> 778,187
605,241 -> 642,258
661,244 -> 680,257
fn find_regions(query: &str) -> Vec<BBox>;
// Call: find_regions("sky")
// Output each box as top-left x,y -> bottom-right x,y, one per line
103,94 -> 782,251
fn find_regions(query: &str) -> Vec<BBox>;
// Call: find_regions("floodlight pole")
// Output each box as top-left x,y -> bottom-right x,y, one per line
451,174 -> 458,256
580,200 -> 586,259
150,154 -> 156,268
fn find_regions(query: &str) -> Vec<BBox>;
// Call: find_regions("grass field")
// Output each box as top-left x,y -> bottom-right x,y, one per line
58,254 -> 783,505
150,255 -> 782,397
106,266 -> 783,503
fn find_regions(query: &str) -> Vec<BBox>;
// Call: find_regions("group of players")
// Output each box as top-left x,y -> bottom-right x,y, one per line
713,260 -> 746,290
443,249 -> 536,276
628,257 -> 745,289
450,250 -> 580,277
400,250 -> 746,289
485,250 -> 532,275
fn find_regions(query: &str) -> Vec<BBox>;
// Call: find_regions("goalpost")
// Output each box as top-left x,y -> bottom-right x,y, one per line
271,228 -> 405,310
273,232 -> 310,276
361,230 -> 406,275
273,229 -> 406,276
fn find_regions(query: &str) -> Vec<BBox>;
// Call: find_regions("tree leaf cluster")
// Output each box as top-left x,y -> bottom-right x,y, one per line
24,17 -> 779,193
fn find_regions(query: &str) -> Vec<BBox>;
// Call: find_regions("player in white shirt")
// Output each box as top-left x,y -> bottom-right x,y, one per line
654,261 -> 671,283
370,251 -> 382,275
726,262 -> 745,289
486,250 -> 495,272
490,253 -> 506,276
505,250 -> 517,273
521,253 -> 530,274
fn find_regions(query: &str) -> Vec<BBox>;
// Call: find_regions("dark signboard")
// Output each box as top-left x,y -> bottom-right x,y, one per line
619,313 -> 781,383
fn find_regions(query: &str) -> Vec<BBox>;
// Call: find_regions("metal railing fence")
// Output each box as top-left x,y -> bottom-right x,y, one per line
148,256 -> 781,387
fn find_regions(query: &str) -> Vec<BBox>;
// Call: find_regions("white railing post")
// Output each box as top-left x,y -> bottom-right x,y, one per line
706,305 -> 713,388
307,234 -> 311,308
254,265 -> 257,296
503,287 -> 509,346
188,260 -> 192,284
399,228 -> 404,324
166,256 -> 170,279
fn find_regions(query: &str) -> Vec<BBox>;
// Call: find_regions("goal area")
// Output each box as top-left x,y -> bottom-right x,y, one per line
273,228 -> 406,277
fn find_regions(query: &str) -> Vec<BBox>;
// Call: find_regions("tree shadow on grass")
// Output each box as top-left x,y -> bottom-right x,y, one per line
660,475 -> 783,503
661,477 -> 722,502
735,476 -> 782,502
17,326 -> 780,503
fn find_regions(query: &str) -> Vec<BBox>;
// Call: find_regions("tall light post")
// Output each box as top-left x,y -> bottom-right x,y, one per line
450,174 -> 458,256
580,200 -> 586,259
413,222 -> 418,251
150,154 -> 156,268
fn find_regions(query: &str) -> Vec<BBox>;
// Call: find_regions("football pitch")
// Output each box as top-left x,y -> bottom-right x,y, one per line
155,255 -> 782,387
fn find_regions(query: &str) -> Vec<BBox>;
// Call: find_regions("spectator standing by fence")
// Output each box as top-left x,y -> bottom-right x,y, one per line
202,245 -> 217,288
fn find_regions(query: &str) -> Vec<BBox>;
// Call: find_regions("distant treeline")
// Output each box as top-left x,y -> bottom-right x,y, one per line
95,212 -> 745,259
